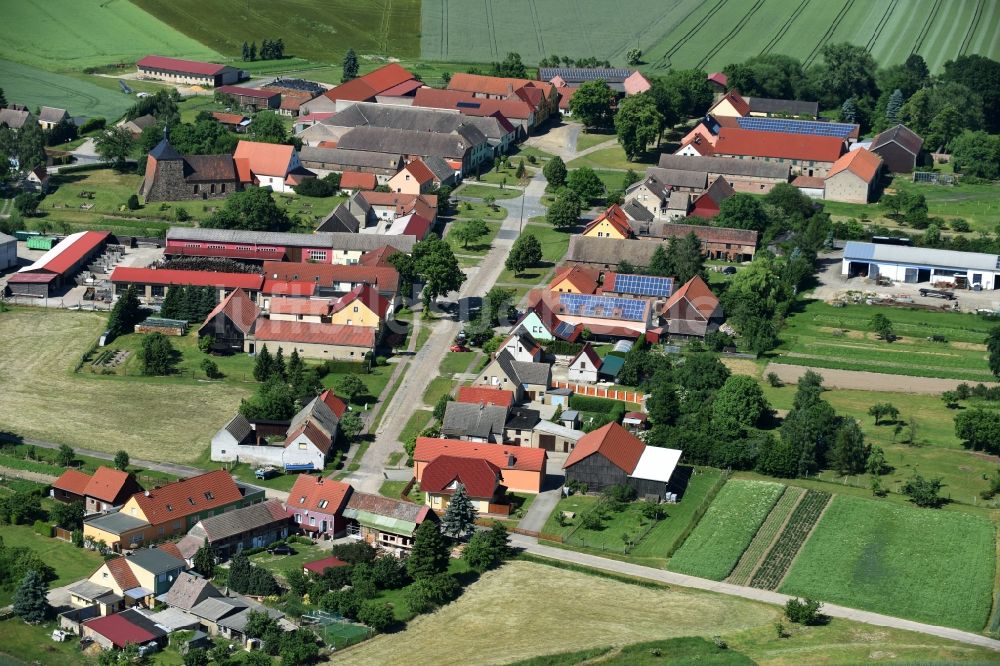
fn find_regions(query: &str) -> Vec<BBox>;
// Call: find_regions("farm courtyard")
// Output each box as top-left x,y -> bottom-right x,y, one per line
0,307 -> 247,462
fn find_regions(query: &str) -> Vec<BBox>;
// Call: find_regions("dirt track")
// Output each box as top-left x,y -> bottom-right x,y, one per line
764,363 -> 998,394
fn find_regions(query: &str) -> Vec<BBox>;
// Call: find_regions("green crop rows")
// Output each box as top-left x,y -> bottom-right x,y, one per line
726,486 -> 804,586
668,480 -> 784,581
750,490 -> 831,590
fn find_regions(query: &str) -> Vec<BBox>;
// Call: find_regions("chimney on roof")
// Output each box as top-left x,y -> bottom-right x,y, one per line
506,453 -> 516,467
144,490 -> 150,497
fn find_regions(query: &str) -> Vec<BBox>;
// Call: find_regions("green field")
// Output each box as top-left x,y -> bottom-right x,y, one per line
0,60 -> 143,121
775,300 -> 997,382
421,0 -> 999,71
781,495 -> 996,632
669,479 -> 784,580
0,524 -> 105,605
132,0 -> 421,62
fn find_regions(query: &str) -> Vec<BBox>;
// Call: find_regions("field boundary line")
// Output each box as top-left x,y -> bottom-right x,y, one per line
865,0 -> 899,52
773,492 -> 833,590
959,0 -> 985,56
695,0 -> 765,71
804,0 -> 855,68
911,0 -> 943,56
653,0 -> 727,70
760,0 -> 809,56
728,486 -> 805,586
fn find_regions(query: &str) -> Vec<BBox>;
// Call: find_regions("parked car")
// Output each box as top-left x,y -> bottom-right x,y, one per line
255,466 -> 278,480
721,266 -> 737,275
449,344 -> 470,353
268,544 -> 296,556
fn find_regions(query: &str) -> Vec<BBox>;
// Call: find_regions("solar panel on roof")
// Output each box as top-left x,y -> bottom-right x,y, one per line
612,273 -> 674,297
456,101 -> 481,109
737,116 -> 855,139
559,293 -> 647,322
553,321 -> 576,338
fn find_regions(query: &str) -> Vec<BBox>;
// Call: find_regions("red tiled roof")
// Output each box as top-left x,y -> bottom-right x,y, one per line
420,455 -> 501,499
262,280 -> 317,297
339,171 -> 378,191
53,469 -> 92,496
263,261 -> 399,295
234,141 -> 294,178
131,470 -> 243,525
323,63 -> 418,103
110,267 -> 264,290
558,86 -> 578,110
84,467 -> 135,504
284,420 -> 333,455
319,389 -> 348,418
288,475 -> 352,514
103,556 -> 140,591
379,79 -> 424,97
791,175 -> 826,189
402,159 -> 435,185
217,85 -> 279,100
269,297 -> 332,316
253,319 -> 376,348
827,147 -> 882,183
582,204 -> 633,238
212,112 -> 245,125
448,72 -> 554,100
329,284 -> 390,319
83,612 -> 155,648
570,343 -> 602,370
358,245 -> 402,267
707,72 -> 728,87
137,56 -> 227,76
359,63 -> 418,94
715,127 -> 845,163
455,387 -> 515,409
361,191 -> 438,216
280,97 -> 304,111
563,422 -> 644,473
412,87 -> 534,120
157,542 -> 185,561
23,231 -> 109,277
711,91 -> 750,116
662,275 -> 719,320
200,288 -> 260,335
303,556 -> 350,574
549,266 -> 600,293
7,272 -> 57,284
414,438 -> 545,472
623,71 -> 651,95
401,213 -> 433,240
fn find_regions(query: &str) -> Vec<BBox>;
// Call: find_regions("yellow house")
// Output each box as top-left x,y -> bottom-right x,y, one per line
548,266 -> 600,294
387,159 -> 435,195
420,455 -> 510,516
581,204 -> 633,240
83,470 -> 263,551
707,90 -> 751,118
88,547 -> 186,608
328,285 -> 390,328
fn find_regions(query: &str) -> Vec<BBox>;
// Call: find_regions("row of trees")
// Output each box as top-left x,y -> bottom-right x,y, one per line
160,285 -> 218,323
241,38 -> 285,62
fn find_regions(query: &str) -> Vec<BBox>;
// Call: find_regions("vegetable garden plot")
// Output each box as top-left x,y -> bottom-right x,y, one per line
726,486 -> 804,586
749,490 -> 830,590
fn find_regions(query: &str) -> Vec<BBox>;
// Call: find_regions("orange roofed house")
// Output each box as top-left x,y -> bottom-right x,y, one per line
413,437 -> 547,495
234,140 -> 313,194
82,470 -> 265,551
563,422 -> 682,500
52,466 -> 144,514
286,475 -> 353,539
823,148 -> 883,203
712,127 -> 845,178
581,204 -> 634,240
447,72 -> 558,130
661,275 -> 723,338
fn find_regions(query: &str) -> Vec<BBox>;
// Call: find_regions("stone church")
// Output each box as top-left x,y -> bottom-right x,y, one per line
141,128 -> 240,202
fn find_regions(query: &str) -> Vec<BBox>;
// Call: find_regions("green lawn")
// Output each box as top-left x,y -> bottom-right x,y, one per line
451,201 -> 509,221
0,524 -> 104,605
379,480 -> 420,502
228,463 -> 315,492
320,365 -> 394,405
781,495 -> 996,632
440,351 -> 476,376
456,183 -> 523,200
762,383 -> 1000,506
445,221 -> 500,256
567,144 -> 657,171
0,618 -> 92,665
250,539 -> 329,583
496,223 -> 571,285
400,410 -> 434,444
668,480 -> 785,580
576,130 -> 617,152
775,299 -> 997,382
422,376 -> 455,406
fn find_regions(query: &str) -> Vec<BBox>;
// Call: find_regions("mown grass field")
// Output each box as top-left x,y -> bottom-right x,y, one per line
0,524 -> 105,605
132,0 -> 421,62
421,0 -> 999,71
0,59 -> 142,121
0,308 -> 249,462
774,300 -> 997,382
329,560 -> 778,665
781,495 -> 996,632
669,480 -> 784,580
0,0 -> 221,71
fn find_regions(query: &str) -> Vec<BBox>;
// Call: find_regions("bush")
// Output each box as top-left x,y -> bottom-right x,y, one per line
126,194 -> 140,210
569,394 -> 622,412
33,520 -> 52,538
357,601 -> 395,632
785,597 -> 823,625
79,117 -> 107,134
201,358 -> 222,379
766,372 -> 783,387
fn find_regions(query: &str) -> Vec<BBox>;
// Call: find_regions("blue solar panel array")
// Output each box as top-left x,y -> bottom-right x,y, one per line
553,321 -> 577,339
612,273 -> 674,297
559,293 -> 647,322
737,116 -> 855,139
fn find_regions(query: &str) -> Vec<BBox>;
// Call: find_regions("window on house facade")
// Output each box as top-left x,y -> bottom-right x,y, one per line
308,250 -> 327,261
318,500 -> 328,509
298,442 -> 307,450
295,513 -> 302,523
310,516 -> 316,526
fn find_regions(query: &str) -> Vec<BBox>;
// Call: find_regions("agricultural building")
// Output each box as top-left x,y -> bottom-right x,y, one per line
336,125 -> 489,175
562,422 -> 682,500
661,275 -> 724,338
136,56 -> 239,87
869,124 -> 924,173
412,87 -> 535,134
625,223 -> 758,261
447,72 -> 558,126
713,127 -> 846,178
261,261 -> 399,307
215,85 -> 280,111
656,154 -> 789,193
7,230 -> 109,297
183,499 -> 290,559
248,319 -> 376,360
82,609 -> 168,650
297,146 -> 403,181
539,68 -> 650,95
198,288 -> 260,352
824,148 -> 883,203
300,63 -> 422,115
689,176 -> 735,218
141,130 -> 239,202
109,267 -> 263,302
0,232 -> 15,271
841,241 -> 1000,290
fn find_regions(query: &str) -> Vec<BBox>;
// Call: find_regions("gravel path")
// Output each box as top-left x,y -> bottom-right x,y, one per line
764,362 -> 996,393
0,465 -> 57,484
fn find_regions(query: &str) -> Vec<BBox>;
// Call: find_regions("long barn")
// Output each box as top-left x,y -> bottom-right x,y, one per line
842,241 -> 1000,290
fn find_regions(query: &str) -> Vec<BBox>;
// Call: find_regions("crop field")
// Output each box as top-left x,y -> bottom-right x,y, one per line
749,490 -> 830,590
726,486 -> 804,586
132,0 -> 421,62
421,0 -> 999,71
0,60 -> 140,121
0,0 -> 221,71
781,495 -> 996,632
329,560 -> 778,665
775,300 -> 997,382
0,308 -> 249,463
669,480 -> 784,580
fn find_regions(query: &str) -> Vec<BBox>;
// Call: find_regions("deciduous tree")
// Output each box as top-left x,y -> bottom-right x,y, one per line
94,126 -> 134,170
566,166 -> 605,203
569,80 -> 616,129
505,233 -> 542,275
614,92 -> 663,160
546,191 -> 581,229
542,156 -> 567,187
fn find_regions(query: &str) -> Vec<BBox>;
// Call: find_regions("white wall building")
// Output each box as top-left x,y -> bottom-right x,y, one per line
842,241 -> 1000,290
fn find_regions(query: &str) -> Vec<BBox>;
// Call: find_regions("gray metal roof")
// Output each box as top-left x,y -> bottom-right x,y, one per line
442,402 -> 507,439
533,419 -> 584,440
843,241 -> 1000,272
316,204 -> 360,233
621,199 -> 653,222
224,413 -> 253,443
191,596 -> 246,622
646,167 -> 709,190
870,124 -> 924,155
510,359 -> 551,386
505,408 -> 540,430
327,102 -> 507,142
290,396 -> 340,438
656,154 -> 789,180
191,499 -> 288,543
338,126 -> 477,160
746,97 -> 819,117
137,607 -> 202,632
128,548 -> 185,574
422,155 -> 456,181
84,511 -> 149,535
299,146 -> 403,171
68,580 -> 114,600
166,227 -> 416,253
0,232 -> 17,244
